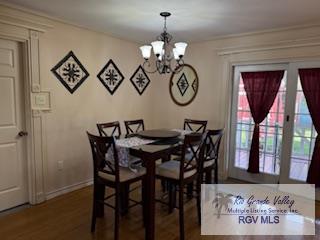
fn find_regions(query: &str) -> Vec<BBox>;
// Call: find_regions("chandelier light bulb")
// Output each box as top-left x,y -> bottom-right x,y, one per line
140,45 -> 152,60
172,48 -> 180,60
151,41 -> 164,56
174,42 -> 188,58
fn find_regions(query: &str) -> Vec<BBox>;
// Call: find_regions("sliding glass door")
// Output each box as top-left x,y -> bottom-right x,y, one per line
229,61 -> 319,184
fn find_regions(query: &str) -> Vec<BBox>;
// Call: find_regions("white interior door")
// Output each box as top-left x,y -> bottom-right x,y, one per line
0,38 -> 28,211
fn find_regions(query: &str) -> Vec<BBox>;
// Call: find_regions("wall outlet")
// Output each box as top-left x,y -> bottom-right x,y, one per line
58,161 -> 63,171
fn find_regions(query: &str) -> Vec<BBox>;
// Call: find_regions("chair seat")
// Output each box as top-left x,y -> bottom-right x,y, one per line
156,160 -> 196,180
203,160 -> 215,168
190,159 -> 215,168
98,166 -> 146,182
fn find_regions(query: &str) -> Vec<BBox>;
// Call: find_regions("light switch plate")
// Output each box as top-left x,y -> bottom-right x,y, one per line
35,95 -> 46,105
31,91 -> 51,110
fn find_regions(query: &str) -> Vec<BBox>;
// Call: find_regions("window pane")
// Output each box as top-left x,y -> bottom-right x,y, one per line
291,137 -> 311,159
290,77 -> 315,181
293,114 -> 312,138
295,92 -> 310,114
290,158 -> 309,181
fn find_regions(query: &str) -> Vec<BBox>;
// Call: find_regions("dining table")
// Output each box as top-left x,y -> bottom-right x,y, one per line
95,129 -> 192,240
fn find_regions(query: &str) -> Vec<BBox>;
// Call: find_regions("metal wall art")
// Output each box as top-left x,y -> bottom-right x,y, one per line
130,65 -> 150,95
51,51 -> 89,94
97,59 -> 124,95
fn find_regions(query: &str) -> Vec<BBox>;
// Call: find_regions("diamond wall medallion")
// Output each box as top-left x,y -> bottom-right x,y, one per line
51,51 -> 89,94
130,65 -> 150,95
177,73 -> 189,96
97,59 -> 124,95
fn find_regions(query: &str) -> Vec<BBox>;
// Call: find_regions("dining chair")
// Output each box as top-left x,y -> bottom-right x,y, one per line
155,132 -> 207,240
124,119 -> 145,135
97,121 -> 121,138
202,129 -> 223,184
87,132 -> 146,240
183,119 -> 208,133
173,119 -> 208,197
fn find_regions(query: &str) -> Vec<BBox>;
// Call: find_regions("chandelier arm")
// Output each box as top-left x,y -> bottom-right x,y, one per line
172,59 -> 185,74
156,60 -> 165,74
142,60 -> 159,74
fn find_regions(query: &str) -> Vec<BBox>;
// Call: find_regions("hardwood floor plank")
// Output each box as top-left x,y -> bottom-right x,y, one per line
0,185 -> 319,240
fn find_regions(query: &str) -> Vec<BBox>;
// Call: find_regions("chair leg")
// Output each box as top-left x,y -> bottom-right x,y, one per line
96,183 -> 105,218
91,185 -> 97,232
214,163 -> 218,184
205,168 -> 213,184
161,155 -> 170,192
168,183 -> 176,214
186,183 -> 193,199
115,186 -> 120,240
196,181 -> 201,225
161,180 -> 167,192
120,183 -> 129,216
179,185 -> 185,240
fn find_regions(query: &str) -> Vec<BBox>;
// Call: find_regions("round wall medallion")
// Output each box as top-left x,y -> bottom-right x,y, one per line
169,64 -> 199,106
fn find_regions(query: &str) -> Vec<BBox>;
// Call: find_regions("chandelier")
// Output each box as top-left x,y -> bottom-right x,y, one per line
139,12 -> 187,74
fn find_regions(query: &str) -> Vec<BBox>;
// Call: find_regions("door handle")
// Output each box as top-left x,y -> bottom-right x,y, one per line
18,131 -> 28,137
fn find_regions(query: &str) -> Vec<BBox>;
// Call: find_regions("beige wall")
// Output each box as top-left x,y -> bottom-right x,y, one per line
39,21 -> 156,195
2,4 -> 320,199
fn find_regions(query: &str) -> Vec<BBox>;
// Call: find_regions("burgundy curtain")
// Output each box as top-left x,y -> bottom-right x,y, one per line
242,71 -> 284,173
299,68 -> 320,187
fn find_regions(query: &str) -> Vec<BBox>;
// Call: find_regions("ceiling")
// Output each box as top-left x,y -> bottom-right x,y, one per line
2,0 -> 320,43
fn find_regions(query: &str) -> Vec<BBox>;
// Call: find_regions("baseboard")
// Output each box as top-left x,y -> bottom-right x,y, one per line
45,179 -> 93,200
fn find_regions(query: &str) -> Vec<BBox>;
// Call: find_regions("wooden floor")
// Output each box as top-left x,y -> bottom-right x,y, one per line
0,185 -> 319,240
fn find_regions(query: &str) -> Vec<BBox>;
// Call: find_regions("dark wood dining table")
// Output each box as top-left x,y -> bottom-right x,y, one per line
130,140 -> 181,240
95,130 -> 183,240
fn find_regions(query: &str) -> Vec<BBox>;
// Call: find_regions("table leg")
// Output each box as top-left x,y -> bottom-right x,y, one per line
145,158 -> 156,240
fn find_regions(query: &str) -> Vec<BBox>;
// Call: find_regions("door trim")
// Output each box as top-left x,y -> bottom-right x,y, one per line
0,17 -> 52,204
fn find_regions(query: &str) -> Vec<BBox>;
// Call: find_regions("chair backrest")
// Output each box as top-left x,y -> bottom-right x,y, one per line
183,119 -> 208,133
204,129 -> 223,164
179,132 -> 208,180
97,121 -> 121,137
124,119 -> 145,135
87,132 -> 119,182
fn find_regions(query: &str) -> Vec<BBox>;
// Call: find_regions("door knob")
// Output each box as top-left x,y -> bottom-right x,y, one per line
18,131 -> 28,137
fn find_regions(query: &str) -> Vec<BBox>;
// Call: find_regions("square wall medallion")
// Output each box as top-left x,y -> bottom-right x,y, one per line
97,59 -> 124,95
130,65 -> 150,95
51,51 -> 89,94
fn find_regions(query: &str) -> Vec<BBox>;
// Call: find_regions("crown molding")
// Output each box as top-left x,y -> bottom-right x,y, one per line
0,3 -> 53,32
216,36 -> 320,56
0,2 -> 138,44
191,21 -> 320,44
